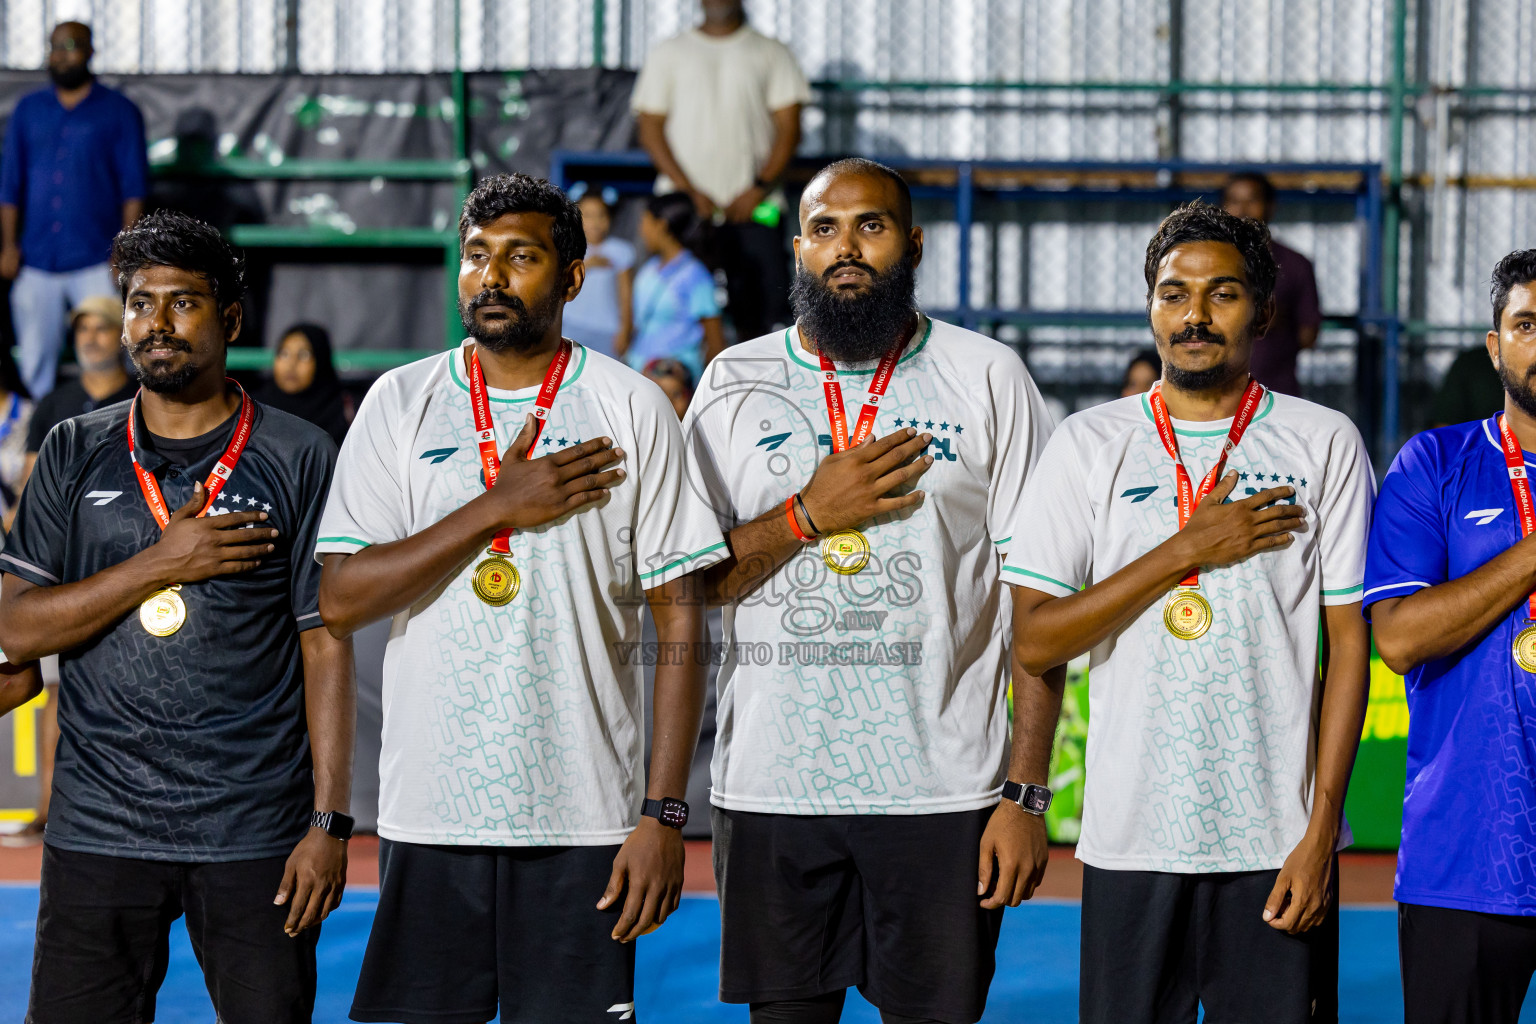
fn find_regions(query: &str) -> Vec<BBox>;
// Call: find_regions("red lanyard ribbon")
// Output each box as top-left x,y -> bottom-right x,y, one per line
1148,377 -> 1267,587
127,381 -> 255,529
815,336 -> 905,453
467,340 -> 572,554
1496,414 -> 1536,620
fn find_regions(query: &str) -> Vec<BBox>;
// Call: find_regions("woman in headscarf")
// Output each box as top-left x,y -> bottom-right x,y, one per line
256,323 -> 351,446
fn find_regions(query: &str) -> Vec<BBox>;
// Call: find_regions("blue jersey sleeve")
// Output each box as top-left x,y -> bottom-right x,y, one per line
1363,433 -> 1448,619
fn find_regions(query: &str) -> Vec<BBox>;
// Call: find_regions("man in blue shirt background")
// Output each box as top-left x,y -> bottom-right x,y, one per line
1366,248 -> 1536,1024
0,20 -> 147,399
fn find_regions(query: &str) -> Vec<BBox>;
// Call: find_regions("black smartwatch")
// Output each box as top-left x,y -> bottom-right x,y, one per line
641,797 -> 689,830
310,810 -> 355,841
1001,781 -> 1053,816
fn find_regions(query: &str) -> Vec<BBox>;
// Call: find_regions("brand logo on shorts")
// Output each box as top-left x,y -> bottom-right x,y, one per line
606,1003 -> 635,1020
420,447 -> 458,464
84,490 -> 123,506
1465,508 -> 1504,526
1120,486 -> 1159,503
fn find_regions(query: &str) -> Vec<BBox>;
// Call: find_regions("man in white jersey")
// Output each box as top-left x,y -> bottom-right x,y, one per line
1005,202 -> 1374,1023
682,158 -> 1059,1024
315,174 -> 728,1024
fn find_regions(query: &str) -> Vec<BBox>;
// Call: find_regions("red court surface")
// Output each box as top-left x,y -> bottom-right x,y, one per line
0,836 -> 1400,903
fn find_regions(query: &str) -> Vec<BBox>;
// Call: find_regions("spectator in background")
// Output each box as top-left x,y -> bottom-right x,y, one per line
627,192 -> 726,382
564,189 -> 635,358
0,21 -> 147,398
1120,347 -> 1162,398
643,357 -> 694,419
22,295 -> 136,489
255,323 -> 351,447
1221,172 -> 1322,396
0,348 -> 31,530
631,0 -> 810,344
1429,343 -> 1505,427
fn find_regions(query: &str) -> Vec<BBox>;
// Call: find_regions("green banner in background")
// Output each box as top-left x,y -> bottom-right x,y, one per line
1041,657 -> 1409,850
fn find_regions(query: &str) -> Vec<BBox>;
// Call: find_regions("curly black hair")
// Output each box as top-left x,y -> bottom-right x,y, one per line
1491,249 -> 1536,331
111,209 -> 246,309
1143,200 -> 1277,316
459,173 -> 586,268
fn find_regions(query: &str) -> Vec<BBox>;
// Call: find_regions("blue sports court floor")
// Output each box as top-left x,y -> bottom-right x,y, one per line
0,885 -> 1530,1022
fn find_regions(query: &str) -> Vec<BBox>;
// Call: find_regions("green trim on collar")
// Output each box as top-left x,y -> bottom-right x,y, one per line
1139,388 -> 1275,437
782,316 -> 934,373
448,341 -> 588,402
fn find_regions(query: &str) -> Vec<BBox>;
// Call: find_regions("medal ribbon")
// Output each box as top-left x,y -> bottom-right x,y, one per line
815,334 -> 906,453
1496,414 -> 1536,620
467,340 -> 573,555
127,381 -> 255,530
1147,377 -> 1267,588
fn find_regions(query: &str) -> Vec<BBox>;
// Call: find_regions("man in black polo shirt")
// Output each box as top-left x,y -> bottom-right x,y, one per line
0,210 -> 355,1024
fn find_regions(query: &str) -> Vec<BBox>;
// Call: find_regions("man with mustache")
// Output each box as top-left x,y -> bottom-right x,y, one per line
1366,250 -> 1536,1024
1005,202 -> 1374,1023
0,210 -> 354,1023
0,20 -> 148,398
682,158 -> 1057,1024
316,173 -> 727,1023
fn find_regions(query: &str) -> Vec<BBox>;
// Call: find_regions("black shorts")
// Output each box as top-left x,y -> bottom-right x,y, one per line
712,806 -> 1003,1024
350,839 -> 636,1024
29,843 -> 317,1024
1079,861 -> 1339,1024
1399,901 -> 1536,1024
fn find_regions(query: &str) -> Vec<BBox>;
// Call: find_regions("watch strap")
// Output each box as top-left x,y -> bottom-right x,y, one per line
310,810 -> 355,840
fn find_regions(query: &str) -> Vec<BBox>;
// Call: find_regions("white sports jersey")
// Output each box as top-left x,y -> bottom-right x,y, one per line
1003,390 -> 1375,873
682,316 -> 1054,815
316,342 -> 727,846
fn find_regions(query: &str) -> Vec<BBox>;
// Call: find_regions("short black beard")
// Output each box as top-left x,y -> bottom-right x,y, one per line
129,338 -> 200,394
48,65 -> 90,90
1498,357 -> 1536,421
790,251 -> 918,363
1159,324 -> 1240,394
459,287 -> 562,354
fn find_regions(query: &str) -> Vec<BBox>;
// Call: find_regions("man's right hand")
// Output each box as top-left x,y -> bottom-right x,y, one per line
476,414 -> 626,533
0,245 -> 20,280
799,427 -> 933,536
147,483 -> 277,583
1169,472 -> 1306,570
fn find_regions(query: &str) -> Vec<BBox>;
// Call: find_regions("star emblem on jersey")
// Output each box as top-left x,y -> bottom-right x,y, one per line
1466,508 -> 1504,526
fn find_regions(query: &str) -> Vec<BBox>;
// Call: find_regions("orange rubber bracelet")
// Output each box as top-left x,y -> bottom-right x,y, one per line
786,494 -> 814,543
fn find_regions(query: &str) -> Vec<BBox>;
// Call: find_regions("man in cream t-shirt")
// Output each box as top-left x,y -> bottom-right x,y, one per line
685,159 -> 1057,1024
1005,203 -> 1374,1024
632,0 -> 810,341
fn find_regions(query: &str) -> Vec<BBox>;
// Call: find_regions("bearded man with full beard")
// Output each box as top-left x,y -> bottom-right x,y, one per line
681,158 -> 1059,1024
0,20 -> 148,399
317,173 -> 727,1024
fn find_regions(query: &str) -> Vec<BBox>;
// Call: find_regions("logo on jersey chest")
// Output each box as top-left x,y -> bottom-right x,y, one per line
1120,467 -> 1309,507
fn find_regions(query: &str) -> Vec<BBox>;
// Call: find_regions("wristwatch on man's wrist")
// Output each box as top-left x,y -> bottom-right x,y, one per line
1001,781 -> 1053,816
641,797 -> 689,830
310,810 -> 355,841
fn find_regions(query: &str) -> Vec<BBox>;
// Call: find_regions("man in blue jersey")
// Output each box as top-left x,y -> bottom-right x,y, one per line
1367,248 -> 1536,1024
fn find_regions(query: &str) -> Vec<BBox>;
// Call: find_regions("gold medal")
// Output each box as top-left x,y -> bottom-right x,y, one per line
820,529 -> 871,575
472,554 -> 521,605
140,585 -> 187,637
1514,624 -> 1536,673
1163,588 -> 1212,641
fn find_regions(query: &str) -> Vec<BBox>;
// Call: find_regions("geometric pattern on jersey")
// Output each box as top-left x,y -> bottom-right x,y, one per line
681,316 -> 1055,815
1364,416 -> 1536,915
315,341 -> 726,846
1003,390 -> 1375,873
0,401 -> 335,861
